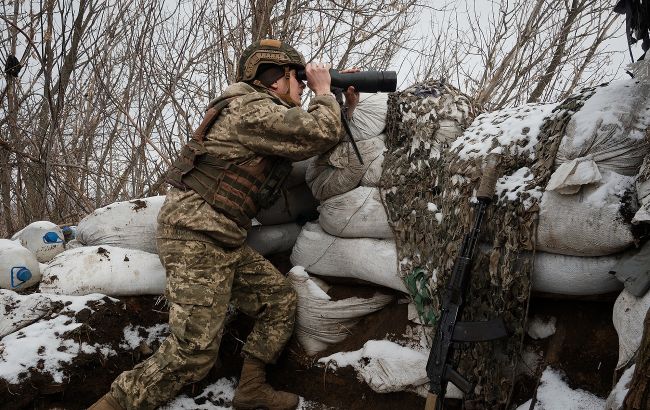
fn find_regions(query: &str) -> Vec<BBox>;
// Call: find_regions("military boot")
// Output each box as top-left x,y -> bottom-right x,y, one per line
88,393 -> 124,410
232,357 -> 299,410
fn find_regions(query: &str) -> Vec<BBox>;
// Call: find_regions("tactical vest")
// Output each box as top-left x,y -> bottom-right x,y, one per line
167,98 -> 292,228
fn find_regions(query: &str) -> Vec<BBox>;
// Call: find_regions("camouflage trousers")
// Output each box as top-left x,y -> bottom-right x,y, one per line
110,236 -> 297,410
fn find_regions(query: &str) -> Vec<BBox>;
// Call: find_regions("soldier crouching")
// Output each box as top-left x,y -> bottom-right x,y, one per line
90,39 -> 354,410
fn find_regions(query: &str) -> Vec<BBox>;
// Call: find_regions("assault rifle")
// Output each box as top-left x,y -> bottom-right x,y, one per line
424,154 -> 508,410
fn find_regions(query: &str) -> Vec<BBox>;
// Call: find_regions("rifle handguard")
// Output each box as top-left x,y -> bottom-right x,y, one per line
476,154 -> 501,201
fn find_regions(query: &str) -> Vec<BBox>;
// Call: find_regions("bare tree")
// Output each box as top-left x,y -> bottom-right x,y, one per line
0,0 -> 419,236
409,0 -> 623,110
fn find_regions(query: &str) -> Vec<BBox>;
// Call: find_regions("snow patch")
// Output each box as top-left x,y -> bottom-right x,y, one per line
527,316 -> 557,340
516,367 -> 606,410
0,293 -> 117,384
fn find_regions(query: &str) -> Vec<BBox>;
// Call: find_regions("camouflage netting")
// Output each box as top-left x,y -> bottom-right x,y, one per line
380,79 -> 600,407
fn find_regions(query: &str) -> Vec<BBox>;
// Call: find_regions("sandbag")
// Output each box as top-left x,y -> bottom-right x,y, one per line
347,93 -> 389,141
11,221 -> 65,263
318,187 -> 392,239
39,245 -> 166,296
613,289 -> 650,369
76,196 -> 165,254
360,146 -> 384,187
288,267 -> 393,355
290,222 -> 407,292
0,239 -> 42,291
255,182 -> 319,226
246,223 -> 302,256
0,290 -> 52,338
537,170 -> 636,256
532,251 -> 624,295
306,137 -> 385,201
548,79 -> 650,194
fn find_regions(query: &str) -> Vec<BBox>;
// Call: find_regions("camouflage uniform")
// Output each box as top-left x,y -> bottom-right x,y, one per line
110,82 -> 342,410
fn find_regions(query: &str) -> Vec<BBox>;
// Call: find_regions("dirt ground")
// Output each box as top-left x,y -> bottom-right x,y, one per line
0,256 -> 621,410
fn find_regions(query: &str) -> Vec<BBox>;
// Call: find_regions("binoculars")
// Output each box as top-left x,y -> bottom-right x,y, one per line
296,68 -> 397,93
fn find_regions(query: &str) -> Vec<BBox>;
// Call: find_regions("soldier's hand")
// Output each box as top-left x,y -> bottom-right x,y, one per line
339,67 -> 361,119
305,62 -> 332,96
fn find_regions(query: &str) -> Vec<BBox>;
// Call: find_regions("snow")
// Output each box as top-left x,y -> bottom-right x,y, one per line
0,293 -> 116,384
162,377 -> 323,410
516,367 -> 606,410
569,80 -> 650,149
120,323 -> 169,350
527,316 -> 556,340
451,103 -> 556,160
494,167 -> 543,210
605,365 -> 635,410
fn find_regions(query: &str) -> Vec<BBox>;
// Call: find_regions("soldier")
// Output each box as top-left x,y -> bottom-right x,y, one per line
90,39 -> 356,410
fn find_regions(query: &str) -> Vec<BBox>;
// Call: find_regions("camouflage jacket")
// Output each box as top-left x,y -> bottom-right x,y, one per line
158,82 -> 343,247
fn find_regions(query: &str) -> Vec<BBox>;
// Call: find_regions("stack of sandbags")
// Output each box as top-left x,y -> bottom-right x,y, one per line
452,76 -> 650,296
531,77 -> 649,293
293,93 -> 410,292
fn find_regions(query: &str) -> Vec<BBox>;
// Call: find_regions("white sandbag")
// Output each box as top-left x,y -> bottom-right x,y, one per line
360,147 -> 384,187
76,196 -> 165,254
246,223 -> 302,256
348,93 -> 389,141
65,239 -> 85,250
548,79 -> 650,194
0,290 -> 52,338
537,170 -> 636,256
255,183 -> 319,225
288,267 -> 393,355
290,222 -> 407,292
306,137 -> 386,201
11,221 -> 65,263
39,245 -> 166,296
613,289 -> 650,369
532,251 -> 624,295
0,239 -> 42,291
318,187 -> 392,239
318,340 -> 463,398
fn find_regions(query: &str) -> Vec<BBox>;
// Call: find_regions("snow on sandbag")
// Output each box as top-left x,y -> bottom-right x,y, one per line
318,340 -> 463,398
613,289 -> 650,369
537,170 -> 637,257
39,245 -> 166,296
0,290 -> 52,338
288,267 -> 393,355
516,367 -> 606,410
76,196 -> 165,254
306,136 -> 385,201
532,251 -> 624,295
318,187 -> 392,239
11,221 -> 65,263
348,93 -> 389,141
547,79 -> 650,195
255,183 -> 319,226
290,222 -> 407,292
0,239 -> 42,291
246,223 -> 302,256
605,364 -> 635,410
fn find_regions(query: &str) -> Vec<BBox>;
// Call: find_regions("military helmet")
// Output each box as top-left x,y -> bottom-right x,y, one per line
236,39 -> 306,82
